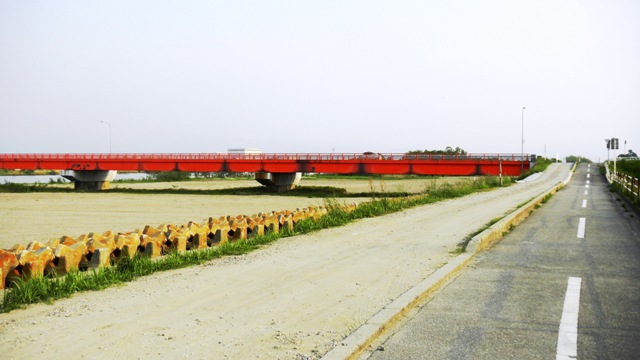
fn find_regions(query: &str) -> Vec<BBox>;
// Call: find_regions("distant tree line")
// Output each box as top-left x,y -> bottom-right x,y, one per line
406,146 -> 468,155
565,155 -> 592,163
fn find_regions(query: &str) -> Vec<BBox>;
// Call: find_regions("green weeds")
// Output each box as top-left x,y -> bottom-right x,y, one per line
453,216 -> 504,254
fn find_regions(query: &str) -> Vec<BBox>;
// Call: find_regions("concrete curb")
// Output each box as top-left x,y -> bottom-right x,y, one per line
321,164 -> 577,360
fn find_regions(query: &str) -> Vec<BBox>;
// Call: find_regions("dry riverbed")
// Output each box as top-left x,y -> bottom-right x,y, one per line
0,168 -> 571,359
0,176 -> 454,250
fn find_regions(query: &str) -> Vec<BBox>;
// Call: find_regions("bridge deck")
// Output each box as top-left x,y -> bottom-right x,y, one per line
0,153 -> 530,176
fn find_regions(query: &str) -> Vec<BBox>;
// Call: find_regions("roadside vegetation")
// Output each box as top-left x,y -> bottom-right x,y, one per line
406,146 -> 467,155
517,157 -> 554,180
612,159 -> 640,179
1,175 -> 515,312
0,169 -> 58,176
452,216 -> 505,254
565,155 -> 592,163
603,159 -> 640,206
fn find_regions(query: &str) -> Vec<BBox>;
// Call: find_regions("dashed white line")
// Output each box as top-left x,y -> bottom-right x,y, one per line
582,199 -> 587,208
587,174 -> 590,178
586,180 -> 590,184
584,190 -> 588,195
577,218 -> 586,238
557,277 -> 582,360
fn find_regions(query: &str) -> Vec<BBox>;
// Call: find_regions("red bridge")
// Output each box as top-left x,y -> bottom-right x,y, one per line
0,153 -> 531,191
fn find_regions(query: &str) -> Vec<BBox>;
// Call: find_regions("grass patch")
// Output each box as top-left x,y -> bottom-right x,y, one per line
1,175 -> 514,312
452,216 -> 504,254
0,182 -> 74,193
517,157 -> 554,180
541,193 -> 554,204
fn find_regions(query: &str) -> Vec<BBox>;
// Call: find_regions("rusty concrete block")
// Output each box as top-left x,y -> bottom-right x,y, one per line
143,224 -> 165,237
87,236 -> 116,255
228,219 -> 248,241
0,250 -> 19,289
144,241 -> 162,259
247,218 -> 265,238
277,214 -> 294,232
46,238 -> 61,249
55,256 -> 76,275
89,248 -> 112,269
266,222 -> 279,234
23,260 -> 45,279
187,221 -> 207,238
17,247 -> 54,267
292,210 -> 307,224
263,213 -> 280,234
248,224 -> 264,238
119,245 -> 137,260
59,236 -> 77,246
230,226 -> 247,241
140,233 -> 166,251
6,243 -> 25,253
208,228 -> 228,246
115,233 -> 141,256
169,235 -> 187,253
164,229 -> 186,253
75,234 -> 89,244
192,233 -> 209,250
114,232 -> 142,259
52,242 -> 88,275
26,241 -> 46,251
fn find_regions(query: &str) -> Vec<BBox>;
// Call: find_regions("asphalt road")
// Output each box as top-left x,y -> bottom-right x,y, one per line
367,163 -> 640,360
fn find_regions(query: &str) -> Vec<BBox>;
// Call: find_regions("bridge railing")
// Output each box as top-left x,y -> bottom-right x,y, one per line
0,153 -> 531,162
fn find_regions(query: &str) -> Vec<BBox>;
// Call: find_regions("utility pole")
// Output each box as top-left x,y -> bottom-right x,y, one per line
521,106 -> 525,174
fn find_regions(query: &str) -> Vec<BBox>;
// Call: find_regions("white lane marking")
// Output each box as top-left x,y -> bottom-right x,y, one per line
586,180 -> 590,184
582,199 -> 587,208
585,184 -> 589,189
577,218 -> 586,238
587,174 -> 590,178
584,190 -> 588,195
556,277 -> 582,360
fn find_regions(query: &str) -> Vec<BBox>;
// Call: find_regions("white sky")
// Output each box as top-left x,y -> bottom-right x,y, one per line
1,0 -> 638,161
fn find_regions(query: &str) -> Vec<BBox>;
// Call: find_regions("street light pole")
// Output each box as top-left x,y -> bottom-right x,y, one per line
521,106 -> 525,174
100,121 -> 112,153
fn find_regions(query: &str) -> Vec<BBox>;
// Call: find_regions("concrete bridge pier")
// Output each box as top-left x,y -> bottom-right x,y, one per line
255,172 -> 302,192
61,170 -> 117,191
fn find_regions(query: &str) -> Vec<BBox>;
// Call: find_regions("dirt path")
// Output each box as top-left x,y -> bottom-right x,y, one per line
0,166 -> 571,359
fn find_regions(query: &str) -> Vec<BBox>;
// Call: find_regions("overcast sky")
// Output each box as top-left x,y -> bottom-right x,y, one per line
1,1 -> 638,161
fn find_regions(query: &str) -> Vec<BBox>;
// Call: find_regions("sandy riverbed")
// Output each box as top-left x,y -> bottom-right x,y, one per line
0,169 -> 571,359
0,177 -> 455,250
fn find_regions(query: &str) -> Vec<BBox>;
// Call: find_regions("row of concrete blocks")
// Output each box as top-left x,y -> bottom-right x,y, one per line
0,203 -> 358,290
